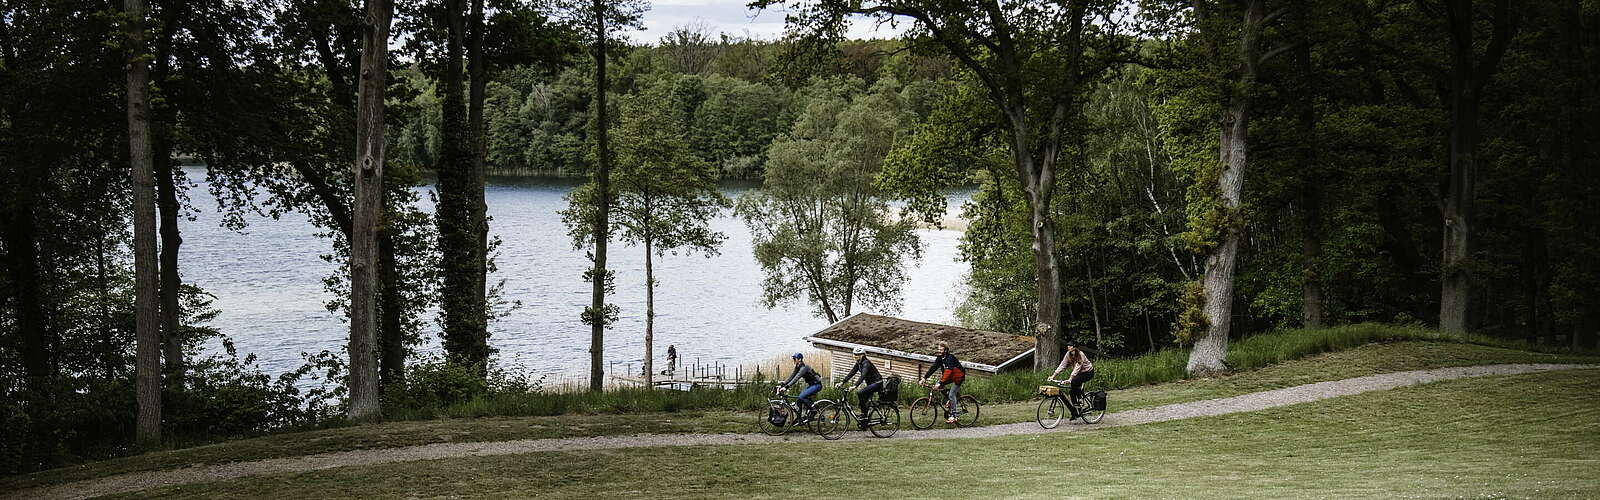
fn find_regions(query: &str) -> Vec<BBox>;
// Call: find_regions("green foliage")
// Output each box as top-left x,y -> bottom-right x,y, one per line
736,77 -> 924,321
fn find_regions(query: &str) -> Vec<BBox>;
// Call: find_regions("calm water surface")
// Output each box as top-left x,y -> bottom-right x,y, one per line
183,169 -> 972,382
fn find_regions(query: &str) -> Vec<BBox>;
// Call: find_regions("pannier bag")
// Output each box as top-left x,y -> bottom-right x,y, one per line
768,405 -> 788,427
1089,390 -> 1107,411
880,375 -> 901,402
1038,385 -> 1061,397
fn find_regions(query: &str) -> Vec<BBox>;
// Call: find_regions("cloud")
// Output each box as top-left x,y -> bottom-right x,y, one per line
621,0 -> 907,44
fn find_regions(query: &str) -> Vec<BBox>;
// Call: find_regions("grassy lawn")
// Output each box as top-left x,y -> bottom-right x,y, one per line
5,340 -> 1593,492
950,340 -> 1594,428
121,368 -> 1600,499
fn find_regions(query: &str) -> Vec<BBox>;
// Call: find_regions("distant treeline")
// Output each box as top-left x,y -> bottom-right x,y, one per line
390,36 -> 955,179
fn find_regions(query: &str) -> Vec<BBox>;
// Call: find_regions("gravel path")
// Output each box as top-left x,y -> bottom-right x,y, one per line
12,363 -> 1592,500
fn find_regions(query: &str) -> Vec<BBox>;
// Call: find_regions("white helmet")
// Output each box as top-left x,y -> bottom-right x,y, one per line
851,347 -> 867,355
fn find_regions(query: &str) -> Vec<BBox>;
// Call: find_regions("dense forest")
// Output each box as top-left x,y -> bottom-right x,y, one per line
2,0 -> 1597,474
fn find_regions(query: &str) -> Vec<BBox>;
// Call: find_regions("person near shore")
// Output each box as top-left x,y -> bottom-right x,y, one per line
1050,341 -> 1095,407
665,344 -> 677,376
837,347 -> 884,430
921,340 -> 966,424
777,352 -> 823,422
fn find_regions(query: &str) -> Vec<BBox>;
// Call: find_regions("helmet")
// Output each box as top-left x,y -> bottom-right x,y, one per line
851,347 -> 866,355
792,352 -> 804,359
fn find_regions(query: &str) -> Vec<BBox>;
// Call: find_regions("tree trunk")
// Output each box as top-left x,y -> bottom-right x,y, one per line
1439,0 -> 1517,334
589,0 -> 612,393
126,0 -> 162,447
8,150 -> 45,386
1086,264 -> 1102,348
348,0 -> 392,423
1296,39 -> 1324,330
1188,0 -> 1261,376
156,146 -> 183,392
644,238 -> 654,388
1026,154 -> 1061,369
1438,85 -> 1475,335
437,0 -> 488,373
378,229 -> 405,387
469,0 -> 489,360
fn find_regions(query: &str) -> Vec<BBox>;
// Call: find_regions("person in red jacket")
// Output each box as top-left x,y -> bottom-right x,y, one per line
921,341 -> 966,424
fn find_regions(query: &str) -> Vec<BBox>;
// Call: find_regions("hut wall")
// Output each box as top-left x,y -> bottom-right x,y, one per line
818,344 -> 1000,383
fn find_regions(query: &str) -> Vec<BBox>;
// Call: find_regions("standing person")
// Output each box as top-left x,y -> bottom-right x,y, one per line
921,341 -> 966,424
777,352 -> 823,423
665,344 -> 677,376
1049,342 -> 1095,407
837,347 -> 883,430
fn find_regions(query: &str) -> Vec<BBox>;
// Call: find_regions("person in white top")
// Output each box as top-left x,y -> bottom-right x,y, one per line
1049,342 -> 1095,406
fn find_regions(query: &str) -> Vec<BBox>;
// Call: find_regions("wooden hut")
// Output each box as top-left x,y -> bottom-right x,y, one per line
803,313 -> 1036,382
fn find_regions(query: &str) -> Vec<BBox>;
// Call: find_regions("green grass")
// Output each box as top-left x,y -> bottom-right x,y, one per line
962,322 -> 1593,404
116,368 -> 1600,499
6,339 -> 1593,493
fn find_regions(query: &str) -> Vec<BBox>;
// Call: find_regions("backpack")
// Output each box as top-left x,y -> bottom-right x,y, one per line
880,375 -> 901,402
768,405 -> 789,427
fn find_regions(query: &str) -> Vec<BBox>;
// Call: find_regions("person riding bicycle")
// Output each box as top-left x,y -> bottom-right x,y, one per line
776,352 -> 823,423
837,347 -> 884,430
921,340 -> 966,424
1049,341 -> 1095,408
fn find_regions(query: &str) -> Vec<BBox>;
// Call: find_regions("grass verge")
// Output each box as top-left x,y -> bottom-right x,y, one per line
115,368 -> 1600,499
5,340 -> 1592,493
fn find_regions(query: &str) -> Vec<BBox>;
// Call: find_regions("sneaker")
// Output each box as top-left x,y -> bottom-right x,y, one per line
945,417 -> 958,424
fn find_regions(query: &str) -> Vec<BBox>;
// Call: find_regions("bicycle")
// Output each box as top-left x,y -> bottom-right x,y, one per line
1037,379 -> 1106,428
908,380 -> 980,429
759,392 -> 823,436
812,385 -> 902,439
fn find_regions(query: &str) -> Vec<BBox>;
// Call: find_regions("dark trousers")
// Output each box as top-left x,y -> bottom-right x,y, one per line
1069,370 -> 1095,405
856,381 -> 885,410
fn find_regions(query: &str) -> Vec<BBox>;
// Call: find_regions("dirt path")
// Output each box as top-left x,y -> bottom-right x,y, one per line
12,363 -> 1592,500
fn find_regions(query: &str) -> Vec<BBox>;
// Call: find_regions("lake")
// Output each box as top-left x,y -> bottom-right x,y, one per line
181,169 -> 972,383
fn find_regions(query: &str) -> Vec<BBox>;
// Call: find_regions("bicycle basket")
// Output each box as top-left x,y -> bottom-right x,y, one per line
768,406 -> 788,427
1038,385 -> 1061,397
1089,391 -> 1107,411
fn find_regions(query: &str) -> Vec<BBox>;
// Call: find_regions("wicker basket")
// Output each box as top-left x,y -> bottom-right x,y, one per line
1038,385 -> 1061,396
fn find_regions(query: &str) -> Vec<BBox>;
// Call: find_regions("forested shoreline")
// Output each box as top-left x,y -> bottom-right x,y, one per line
3,0 -> 1597,476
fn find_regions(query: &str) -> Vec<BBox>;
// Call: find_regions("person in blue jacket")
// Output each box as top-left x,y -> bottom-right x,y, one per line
776,352 -> 823,422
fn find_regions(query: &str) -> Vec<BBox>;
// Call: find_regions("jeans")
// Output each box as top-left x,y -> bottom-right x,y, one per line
856,381 -> 885,410
945,382 -> 962,416
1069,370 -> 1095,405
797,383 -> 822,415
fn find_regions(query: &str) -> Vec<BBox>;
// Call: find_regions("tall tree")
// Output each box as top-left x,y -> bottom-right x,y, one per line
764,0 -> 1131,368
566,81 -> 730,387
558,0 -> 643,392
348,0 -> 394,423
1436,0 -> 1518,333
586,0 -> 612,393
1158,0 -> 1293,375
737,79 -> 923,324
435,0 -> 491,373
125,0 -> 163,447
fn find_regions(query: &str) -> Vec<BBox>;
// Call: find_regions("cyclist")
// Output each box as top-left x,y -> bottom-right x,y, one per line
776,352 -> 823,423
837,347 -> 884,430
921,340 -> 966,424
1049,341 -> 1095,408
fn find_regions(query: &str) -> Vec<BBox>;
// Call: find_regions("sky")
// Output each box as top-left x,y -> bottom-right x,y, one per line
619,0 -> 910,44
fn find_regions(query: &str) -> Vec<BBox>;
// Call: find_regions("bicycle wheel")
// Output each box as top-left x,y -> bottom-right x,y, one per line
956,395 -> 981,426
1078,397 -> 1105,424
813,401 -> 847,440
868,404 -> 900,438
1037,397 -> 1066,429
908,397 -> 940,430
758,401 -> 793,436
